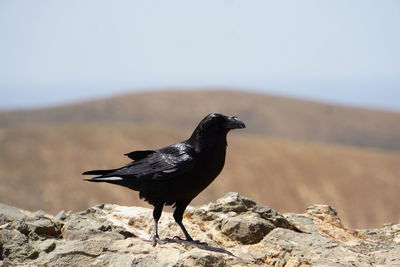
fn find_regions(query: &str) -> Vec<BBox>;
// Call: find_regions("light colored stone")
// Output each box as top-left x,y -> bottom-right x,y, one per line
1,193 -> 399,266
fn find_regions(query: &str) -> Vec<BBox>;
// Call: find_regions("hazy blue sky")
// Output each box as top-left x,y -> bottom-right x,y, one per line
1,0 -> 399,111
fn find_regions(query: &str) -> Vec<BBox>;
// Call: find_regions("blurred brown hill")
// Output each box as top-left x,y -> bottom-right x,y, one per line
1,90 -> 399,228
2,90 -> 400,150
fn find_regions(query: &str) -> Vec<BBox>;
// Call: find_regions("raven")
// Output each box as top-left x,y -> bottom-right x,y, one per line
83,113 -> 245,245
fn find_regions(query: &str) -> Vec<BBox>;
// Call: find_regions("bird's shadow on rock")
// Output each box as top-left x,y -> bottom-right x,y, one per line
143,237 -> 235,256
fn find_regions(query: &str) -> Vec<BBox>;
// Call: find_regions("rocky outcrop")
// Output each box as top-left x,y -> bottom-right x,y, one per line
1,192 -> 399,266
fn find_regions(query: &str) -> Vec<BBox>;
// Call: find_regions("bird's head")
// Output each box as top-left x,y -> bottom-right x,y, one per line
189,113 -> 245,145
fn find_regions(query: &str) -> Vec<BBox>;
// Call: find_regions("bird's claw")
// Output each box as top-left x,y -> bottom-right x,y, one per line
151,234 -> 160,247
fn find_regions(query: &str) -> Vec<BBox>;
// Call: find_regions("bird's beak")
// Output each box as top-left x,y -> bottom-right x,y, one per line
225,116 -> 246,129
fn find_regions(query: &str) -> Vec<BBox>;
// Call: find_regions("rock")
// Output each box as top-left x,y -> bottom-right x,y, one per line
0,203 -> 27,224
29,216 -> 62,237
221,215 -> 274,244
283,212 -> 317,233
0,193 -> 399,266
175,250 -> 228,267
253,205 -> 301,232
208,192 -> 257,213
0,228 -> 39,262
305,204 -> 365,242
36,239 -> 56,253
53,210 -> 71,223
5,216 -> 62,241
189,192 -> 299,244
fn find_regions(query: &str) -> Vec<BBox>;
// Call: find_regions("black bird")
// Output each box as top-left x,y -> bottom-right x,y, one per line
83,113 -> 245,245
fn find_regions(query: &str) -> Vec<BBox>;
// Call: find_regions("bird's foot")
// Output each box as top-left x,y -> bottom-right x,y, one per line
173,236 -> 208,246
151,234 -> 160,247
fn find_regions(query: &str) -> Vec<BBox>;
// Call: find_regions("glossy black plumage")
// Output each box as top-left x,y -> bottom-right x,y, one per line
83,113 -> 245,245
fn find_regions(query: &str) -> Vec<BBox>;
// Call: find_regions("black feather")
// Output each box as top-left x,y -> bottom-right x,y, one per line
82,169 -> 117,175
124,150 -> 155,160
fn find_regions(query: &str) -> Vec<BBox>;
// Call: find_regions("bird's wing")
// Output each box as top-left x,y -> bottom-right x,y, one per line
109,142 -> 195,181
124,150 -> 155,161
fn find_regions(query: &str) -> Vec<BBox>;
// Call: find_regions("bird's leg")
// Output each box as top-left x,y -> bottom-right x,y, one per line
173,201 -> 208,245
151,203 -> 164,246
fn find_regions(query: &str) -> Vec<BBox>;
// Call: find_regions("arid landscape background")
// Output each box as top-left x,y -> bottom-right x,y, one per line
1,90 -> 399,228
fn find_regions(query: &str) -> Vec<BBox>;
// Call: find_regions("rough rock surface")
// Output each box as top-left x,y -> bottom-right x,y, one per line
0,192 -> 399,266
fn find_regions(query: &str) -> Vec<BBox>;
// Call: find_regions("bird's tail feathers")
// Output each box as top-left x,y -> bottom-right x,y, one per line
82,169 -> 116,175
84,176 -> 124,182
82,168 -> 124,182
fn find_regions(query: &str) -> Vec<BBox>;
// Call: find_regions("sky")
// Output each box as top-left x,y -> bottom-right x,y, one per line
0,0 -> 400,111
